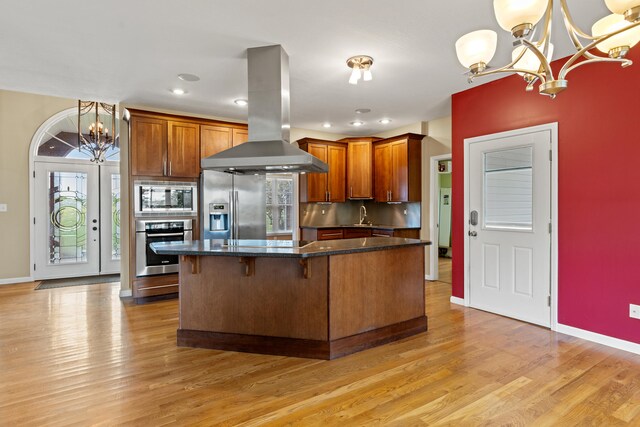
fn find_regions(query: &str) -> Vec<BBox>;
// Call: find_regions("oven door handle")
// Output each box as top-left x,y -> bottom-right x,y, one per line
145,232 -> 185,238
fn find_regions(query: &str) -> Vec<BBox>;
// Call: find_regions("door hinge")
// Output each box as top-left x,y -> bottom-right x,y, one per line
34,263 -> 36,271
549,150 -> 552,161
548,222 -> 552,234
33,217 -> 36,225
547,295 -> 551,307
33,171 -> 35,178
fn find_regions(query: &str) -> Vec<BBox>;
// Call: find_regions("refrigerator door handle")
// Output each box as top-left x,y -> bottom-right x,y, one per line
229,190 -> 235,240
234,190 -> 239,239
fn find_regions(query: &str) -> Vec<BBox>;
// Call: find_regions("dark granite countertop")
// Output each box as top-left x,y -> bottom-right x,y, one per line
151,238 -> 430,259
299,224 -> 420,230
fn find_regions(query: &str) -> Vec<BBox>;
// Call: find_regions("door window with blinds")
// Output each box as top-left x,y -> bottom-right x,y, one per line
483,146 -> 533,231
266,174 -> 293,234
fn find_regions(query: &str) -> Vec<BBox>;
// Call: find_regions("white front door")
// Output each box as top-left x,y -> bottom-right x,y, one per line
99,164 -> 121,274
468,128 -> 551,327
34,161 -> 100,279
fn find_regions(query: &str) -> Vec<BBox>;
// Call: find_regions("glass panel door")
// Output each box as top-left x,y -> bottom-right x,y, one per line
99,164 -> 121,274
34,162 -> 100,279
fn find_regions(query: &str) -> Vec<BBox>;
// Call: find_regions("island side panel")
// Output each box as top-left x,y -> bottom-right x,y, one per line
179,256 -> 329,341
329,246 -> 426,340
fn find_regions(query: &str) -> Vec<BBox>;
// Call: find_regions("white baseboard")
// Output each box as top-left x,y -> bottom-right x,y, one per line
425,274 -> 436,281
119,289 -> 133,298
0,276 -> 34,286
450,296 -> 465,306
556,323 -> 640,356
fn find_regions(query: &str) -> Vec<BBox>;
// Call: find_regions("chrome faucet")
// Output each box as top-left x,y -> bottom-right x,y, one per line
359,205 -> 367,225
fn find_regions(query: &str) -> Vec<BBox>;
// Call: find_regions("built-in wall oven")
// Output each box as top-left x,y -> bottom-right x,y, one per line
135,219 -> 193,277
134,181 -> 198,216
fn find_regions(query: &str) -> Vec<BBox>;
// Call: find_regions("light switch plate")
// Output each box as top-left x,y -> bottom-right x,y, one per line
630,304 -> 640,320
0,204 -> 7,212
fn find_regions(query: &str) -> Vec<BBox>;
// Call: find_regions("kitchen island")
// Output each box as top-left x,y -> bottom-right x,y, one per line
151,237 -> 430,359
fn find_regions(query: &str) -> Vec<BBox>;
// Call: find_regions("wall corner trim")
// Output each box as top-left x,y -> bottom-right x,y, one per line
0,277 -> 34,286
556,323 -> 640,356
450,296 -> 466,306
119,289 -> 133,298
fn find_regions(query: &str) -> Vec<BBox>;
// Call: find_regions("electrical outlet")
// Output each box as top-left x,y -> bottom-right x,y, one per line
403,209 -> 407,215
0,204 -> 7,212
630,304 -> 640,320
321,209 -> 325,215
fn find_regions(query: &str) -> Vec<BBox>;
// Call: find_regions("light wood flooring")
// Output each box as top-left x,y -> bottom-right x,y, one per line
1,279 -> 639,425
438,257 -> 452,284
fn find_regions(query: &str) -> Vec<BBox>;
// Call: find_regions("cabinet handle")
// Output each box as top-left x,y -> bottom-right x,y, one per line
350,187 -> 353,198
328,191 -> 331,201
322,233 -> 342,237
389,190 -> 392,201
169,161 -> 172,176
163,159 -> 167,175
372,233 -> 391,237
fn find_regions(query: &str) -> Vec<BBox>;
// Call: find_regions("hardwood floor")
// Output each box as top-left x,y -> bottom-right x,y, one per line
1,280 -> 639,425
438,256 -> 452,284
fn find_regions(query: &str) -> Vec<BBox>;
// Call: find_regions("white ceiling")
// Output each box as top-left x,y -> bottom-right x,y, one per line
0,0 -> 609,135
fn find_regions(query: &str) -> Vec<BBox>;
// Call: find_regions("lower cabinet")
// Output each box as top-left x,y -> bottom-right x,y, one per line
344,228 -> 372,239
301,227 -> 419,241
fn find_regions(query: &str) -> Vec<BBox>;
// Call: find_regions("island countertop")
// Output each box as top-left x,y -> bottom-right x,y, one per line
151,237 -> 430,259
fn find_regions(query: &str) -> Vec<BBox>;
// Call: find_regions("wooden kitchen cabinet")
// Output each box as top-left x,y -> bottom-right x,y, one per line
167,121 -> 200,178
343,228 -> 372,239
339,137 -> 380,200
298,138 -> 347,203
232,128 -> 249,146
201,125 -> 232,158
131,116 -> 167,177
373,133 -> 423,202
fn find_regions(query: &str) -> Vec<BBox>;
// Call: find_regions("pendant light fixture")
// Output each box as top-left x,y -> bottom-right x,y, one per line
77,101 -> 117,162
454,0 -> 640,97
347,55 -> 374,85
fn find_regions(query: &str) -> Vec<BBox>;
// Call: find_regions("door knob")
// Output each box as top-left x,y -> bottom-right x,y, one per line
468,230 -> 477,237
92,226 -> 98,231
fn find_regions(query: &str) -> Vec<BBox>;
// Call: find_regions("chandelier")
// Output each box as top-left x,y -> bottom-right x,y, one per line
77,101 -> 117,162
454,0 -> 640,97
347,55 -> 374,85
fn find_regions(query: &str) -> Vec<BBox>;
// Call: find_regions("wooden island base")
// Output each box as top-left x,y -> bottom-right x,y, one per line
173,242 -> 428,359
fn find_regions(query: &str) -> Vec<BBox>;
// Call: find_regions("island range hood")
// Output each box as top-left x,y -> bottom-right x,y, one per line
201,45 -> 328,174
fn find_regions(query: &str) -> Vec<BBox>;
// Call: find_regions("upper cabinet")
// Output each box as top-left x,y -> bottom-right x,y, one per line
167,121 -> 199,178
373,133 -> 423,202
129,110 -> 248,179
232,128 -> 249,147
201,125 -> 232,158
339,137 -> 380,199
298,138 -> 347,203
131,116 -> 167,177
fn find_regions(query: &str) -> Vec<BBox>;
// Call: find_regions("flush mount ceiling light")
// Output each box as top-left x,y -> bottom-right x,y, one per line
347,55 -> 374,85
234,98 -> 248,106
171,88 -> 186,95
350,120 -> 365,126
455,0 -> 640,97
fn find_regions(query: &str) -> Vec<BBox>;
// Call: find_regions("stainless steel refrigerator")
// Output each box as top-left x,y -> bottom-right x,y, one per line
201,170 -> 266,240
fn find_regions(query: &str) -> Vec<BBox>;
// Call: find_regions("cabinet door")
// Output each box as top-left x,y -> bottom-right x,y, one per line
201,125 -> 232,158
374,143 -> 392,202
167,121 -> 200,178
306,143 -> 328,202
232,128 -> 249,147
131,116 -> 166,177
347,141 -> 372,199
344,228 -> 372,239
327,144 -> 346,202
390,140 -> 409,202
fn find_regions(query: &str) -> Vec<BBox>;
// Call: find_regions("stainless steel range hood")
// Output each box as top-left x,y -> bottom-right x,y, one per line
201,45 -> 328,174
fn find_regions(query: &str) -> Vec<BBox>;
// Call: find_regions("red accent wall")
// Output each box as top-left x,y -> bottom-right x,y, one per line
452,48 -> 640,344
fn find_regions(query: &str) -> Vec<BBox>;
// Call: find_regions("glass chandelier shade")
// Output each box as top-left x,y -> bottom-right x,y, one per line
605,0 -> 640,14
592,13 -> 640,54
493,0 -> 548,33
455,30 -> 498,69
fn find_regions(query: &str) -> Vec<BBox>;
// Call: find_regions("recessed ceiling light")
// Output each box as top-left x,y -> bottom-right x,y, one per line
350,121 -> 365,127
171,88 -> 186,95
355,108 -> 371,114
234,99 -> 248,106
379,118 -> 392,124
322,122 -> 332,128
178,73 -> 200,82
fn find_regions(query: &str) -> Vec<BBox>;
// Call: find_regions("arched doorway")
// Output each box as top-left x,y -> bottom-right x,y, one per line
29,107 -> 121,280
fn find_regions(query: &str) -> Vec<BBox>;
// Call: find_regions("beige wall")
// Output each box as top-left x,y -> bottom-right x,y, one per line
0,89 -> 76,280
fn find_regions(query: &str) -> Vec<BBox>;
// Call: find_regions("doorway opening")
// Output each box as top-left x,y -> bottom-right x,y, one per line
29,108 -> 121,281
429,154 -> 453,283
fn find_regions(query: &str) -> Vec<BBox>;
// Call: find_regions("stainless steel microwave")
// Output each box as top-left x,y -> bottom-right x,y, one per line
134,181 -> 198,216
